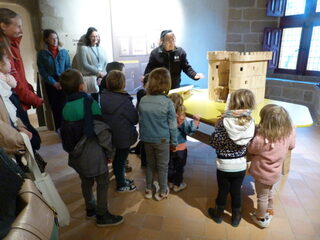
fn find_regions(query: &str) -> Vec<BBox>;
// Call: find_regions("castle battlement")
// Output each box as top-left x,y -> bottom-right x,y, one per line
207,51 -> 273,104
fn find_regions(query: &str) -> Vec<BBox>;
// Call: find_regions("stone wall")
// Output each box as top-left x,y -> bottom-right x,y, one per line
226,0 -> 279,52
265,78 -> 320,123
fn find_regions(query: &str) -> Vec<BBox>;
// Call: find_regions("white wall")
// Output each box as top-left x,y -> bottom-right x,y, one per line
39,0 -> 228,89
179,0 -> 228,88
39,0 -> 113,60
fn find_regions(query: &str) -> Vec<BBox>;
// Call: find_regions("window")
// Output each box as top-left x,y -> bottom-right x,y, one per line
285,0 -> 306,16
307,26 -> 320,71
278,28 -> 302,69
265,0 -> 320,76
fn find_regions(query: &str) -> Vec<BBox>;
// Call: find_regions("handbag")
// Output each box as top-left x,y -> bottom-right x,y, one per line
4,179 -> 59,240
83,75 -> 99,94
20,132 -> 70,227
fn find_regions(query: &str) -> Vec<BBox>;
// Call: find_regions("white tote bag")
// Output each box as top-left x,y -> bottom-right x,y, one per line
83,75 -> 99,94
20,132 -> 70,227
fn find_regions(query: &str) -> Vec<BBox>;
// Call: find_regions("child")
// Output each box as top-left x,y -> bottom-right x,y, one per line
59,69 -> 123,227
208,89 -> 255,227
100,70 -> 138,192
138,67 -> 178,201
168,93 -> 200,192
248,104 -> 295,228
0,45 -> 45,171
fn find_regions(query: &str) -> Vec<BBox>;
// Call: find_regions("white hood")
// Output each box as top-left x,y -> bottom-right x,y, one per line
223,118 -> 255,145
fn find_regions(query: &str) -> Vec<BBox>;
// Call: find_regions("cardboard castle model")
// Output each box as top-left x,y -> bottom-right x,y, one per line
207,51 -> 273,104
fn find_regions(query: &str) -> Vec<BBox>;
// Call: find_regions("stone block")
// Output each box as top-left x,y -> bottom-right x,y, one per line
229,9 -> 242,19
230,0 -> 255,8
244,33 -> 259,42
226,43 -> 245,52
243,9 -> 270,20
283,87 -> 303,100
268,86 -> 282,97
257,0 -> 268,8
304,91 -> 314,103
227,34 -> 242,42
251,21 -> 279,33
228,21 -> 251,33
245,43 -> 262,51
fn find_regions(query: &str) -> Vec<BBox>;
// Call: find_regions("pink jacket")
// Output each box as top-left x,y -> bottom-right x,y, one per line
248,128 -> 296,185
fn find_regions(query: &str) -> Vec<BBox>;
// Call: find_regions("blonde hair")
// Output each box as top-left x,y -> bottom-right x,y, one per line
106,70 -> 126,91
146,67 -> 171,95
169,93 -> 183,112
228,89 -> 255,125
258,104 -> 293,142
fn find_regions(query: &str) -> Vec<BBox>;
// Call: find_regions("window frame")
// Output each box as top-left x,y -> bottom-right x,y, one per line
272,0 -> 320,76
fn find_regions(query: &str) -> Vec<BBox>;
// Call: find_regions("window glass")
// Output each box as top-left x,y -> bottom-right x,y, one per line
307,26 -> 320,71
278,28 -> 302,69
285,0 -> 306,16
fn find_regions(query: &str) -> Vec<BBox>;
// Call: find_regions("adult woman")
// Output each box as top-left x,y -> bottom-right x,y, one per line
37,29 -> 71,130
144,30 -> 204,89
0,8 -> 43,110
77,27 -> 108,102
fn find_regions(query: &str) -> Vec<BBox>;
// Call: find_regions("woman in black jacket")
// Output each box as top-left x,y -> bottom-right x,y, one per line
144,30 -> 204,89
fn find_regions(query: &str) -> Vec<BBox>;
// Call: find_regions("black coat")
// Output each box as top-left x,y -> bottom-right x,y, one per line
100,90 -> 138,149
144,46 -> 197,89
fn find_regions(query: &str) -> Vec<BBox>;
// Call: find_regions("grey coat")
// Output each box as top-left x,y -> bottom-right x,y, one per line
68,120 -> 114,177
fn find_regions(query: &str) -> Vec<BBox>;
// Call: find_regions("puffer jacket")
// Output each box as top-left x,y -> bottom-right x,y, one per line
100,90 -> 138,149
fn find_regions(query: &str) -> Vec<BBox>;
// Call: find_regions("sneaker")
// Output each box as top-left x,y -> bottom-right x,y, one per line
267,209 -> 274,219
173,182 -> 187,192
125,178 -> 134,185
153,181 -> 160,193
86,209 -> 96,219
168,182 -> 174,189
145,189 -> 153,199
250,212 -> 271,228
117,183 -> 137,193
154,188 -> 169,201
96,213 -> 124,227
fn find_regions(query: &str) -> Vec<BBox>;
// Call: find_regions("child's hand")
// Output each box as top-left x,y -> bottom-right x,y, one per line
18,127 -> 32,140
193,114 -> 201,127
170,145 -> 177,152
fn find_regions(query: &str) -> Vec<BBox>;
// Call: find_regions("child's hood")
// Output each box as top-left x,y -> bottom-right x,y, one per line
223,117 -> 255,145
101,91 -> 131,114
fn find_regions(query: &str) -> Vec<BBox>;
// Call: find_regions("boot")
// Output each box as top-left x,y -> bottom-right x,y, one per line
208,206 -> 224,224
231,208 -> 241,227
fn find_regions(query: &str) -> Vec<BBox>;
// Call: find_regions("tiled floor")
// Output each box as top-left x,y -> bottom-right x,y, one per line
38,124 -> 320,240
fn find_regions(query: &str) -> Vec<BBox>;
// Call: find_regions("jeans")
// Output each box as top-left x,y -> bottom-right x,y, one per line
144,142 -> 169,194
216,169 -> 246,209
255,180 -> 274,218
79,172 -> 108,216
113,148 -> 130,188
168,149 -> 187,186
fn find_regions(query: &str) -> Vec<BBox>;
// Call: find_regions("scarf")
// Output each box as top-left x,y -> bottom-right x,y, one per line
48,45 -> 59,58
0,80 -> 18,126
222,109 -> 252,118
0,72 -> 17,88
66,92 -> 94,137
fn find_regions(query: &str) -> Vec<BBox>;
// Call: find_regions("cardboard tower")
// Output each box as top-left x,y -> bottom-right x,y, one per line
207,51 -> 272,104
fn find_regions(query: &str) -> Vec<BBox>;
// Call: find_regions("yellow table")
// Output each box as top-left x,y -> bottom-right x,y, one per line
184,89 -> 313,128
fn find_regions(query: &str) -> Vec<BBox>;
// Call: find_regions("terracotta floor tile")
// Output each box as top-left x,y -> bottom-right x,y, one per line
34,121 -> 320,239
142,215 -> 164,231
